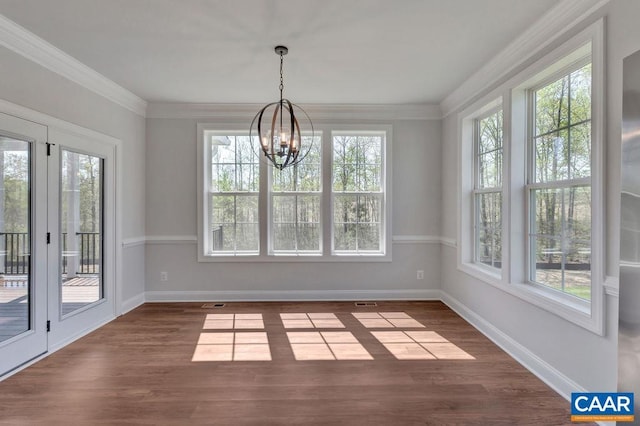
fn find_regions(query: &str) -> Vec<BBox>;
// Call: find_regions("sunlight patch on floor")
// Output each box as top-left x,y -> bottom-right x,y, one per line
372,330 -> 475,360
280,313 -> 345,329
192,332 -> 271,361
287,331 -> 373,360
203,313 -> 264,330
352,312 -> 425,328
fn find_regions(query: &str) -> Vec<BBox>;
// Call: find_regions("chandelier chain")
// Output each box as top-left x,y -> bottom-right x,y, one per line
279,53 -> 284,100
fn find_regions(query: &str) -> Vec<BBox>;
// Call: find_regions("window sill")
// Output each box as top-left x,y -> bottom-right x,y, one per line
458,261 -> 603,335
198,253 -> 393,263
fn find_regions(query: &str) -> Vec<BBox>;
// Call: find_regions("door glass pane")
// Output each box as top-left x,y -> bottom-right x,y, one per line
0,137 -> 31,343
61,150 -> 103,316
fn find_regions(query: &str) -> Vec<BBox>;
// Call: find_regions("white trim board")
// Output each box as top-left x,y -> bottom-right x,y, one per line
145,289 -> 441,303
0,13 -> 147,116
439,291 -> 588,400
146,102 -> 441,121
440,0 -> 610,116
145,235 -> 450,245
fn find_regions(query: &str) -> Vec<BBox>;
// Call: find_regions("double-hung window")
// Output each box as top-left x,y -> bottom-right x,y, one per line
199,124 -> 390,260
474,109 -> 503,269
528,62 -> 592,300
332,132 -> 385,254
271,134 -> 322,254
459,20 -> 603,332
206,133 -> 259,255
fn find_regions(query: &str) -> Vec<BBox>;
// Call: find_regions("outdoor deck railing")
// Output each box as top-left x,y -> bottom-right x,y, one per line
1,232 -> 100,275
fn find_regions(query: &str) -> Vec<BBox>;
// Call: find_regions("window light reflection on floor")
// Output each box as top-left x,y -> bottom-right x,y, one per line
287,331 -> 373,360
372,331 -> 475,360
192,332 -> 272,361
280,313 -> 345,329
203,313 -> 264,330
352,312 -> 425,328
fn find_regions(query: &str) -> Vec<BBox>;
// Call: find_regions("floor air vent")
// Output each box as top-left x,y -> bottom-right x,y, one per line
354,301 -> 377,307
202,303 -> 226,308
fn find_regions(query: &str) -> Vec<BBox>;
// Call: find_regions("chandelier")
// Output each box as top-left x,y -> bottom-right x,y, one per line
250,46 -> 314,170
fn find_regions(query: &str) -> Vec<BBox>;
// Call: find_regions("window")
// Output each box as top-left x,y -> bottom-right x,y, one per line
198,124 -> 391,261
528,63 -> 592,300
474,109 -> 503,269
332,132 -> 385,254
271,134 -> 322,254
458,20 -> 604,333
206,133 -> 259,255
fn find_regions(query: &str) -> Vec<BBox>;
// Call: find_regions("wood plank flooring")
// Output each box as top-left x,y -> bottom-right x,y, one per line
0,301 -> 590,425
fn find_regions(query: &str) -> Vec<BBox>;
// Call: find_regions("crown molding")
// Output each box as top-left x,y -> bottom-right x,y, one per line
0,13 -> 147,117
146,102 -> 441,121
440,0 -> 610,117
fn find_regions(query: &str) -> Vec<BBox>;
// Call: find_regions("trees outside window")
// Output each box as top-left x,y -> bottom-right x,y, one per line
332,133 -> 384,254
202,128 -> 389,258
529,63 -> 592,300
474,110 -> 503,269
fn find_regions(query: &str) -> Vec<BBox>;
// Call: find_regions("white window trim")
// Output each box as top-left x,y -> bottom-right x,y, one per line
197,123 -> 392,263
458,19 -> 605,335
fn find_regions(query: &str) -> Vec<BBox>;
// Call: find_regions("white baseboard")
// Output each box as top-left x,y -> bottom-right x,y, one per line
145,288 -> 442,302
440,291 -> 587,400
121,293 -> 145,314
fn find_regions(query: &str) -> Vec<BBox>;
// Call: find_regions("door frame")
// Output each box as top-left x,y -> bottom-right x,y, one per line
0,99 -> 122,376
0,112 -> 49,375
46,128 -> 117,349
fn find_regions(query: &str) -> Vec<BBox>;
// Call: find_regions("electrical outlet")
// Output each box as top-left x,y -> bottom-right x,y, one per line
160,271 -> 168,281
417,270 -> 424,280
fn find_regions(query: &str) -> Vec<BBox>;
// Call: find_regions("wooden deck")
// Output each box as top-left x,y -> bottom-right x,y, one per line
0,301 -> 589,425
0,276 -> 99,342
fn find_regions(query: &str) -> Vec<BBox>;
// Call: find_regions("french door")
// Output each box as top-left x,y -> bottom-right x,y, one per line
0,115 -> 115,376
0,113 -> 48,375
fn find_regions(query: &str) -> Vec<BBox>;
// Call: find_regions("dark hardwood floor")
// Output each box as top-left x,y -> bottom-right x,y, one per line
0,301 -> 589,425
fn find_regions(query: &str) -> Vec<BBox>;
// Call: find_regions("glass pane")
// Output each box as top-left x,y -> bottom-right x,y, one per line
564,239 -> 591,300
332,135 -> 357,192
478,111 -> 503,154
477,192 -> 501,230
478,149 -> 502,189
535,130 -> 569,183
565,186 -> 591,242
0,138 -> 30,343
357,195 -> 382,225
569,64 -> 591,124
334,223 -> 356,251
532,188 -> 562,236
535,74 -> 569,136
273,224 -> 296,251
531,236 -> 563,289
357,224 -> 380,251
211,195 -> 235,224
235,223 -> 258,252
297,224 -> 320,251
333,195 -> 357,224
61,150 -> 103,316
211,164 -> 235,192
272,196 -> 295,223
569,122 -> 591,179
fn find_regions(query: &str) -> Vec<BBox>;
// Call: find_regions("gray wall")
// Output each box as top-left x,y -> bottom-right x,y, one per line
145,116 -> 442,299
0,45 -> 146,307
440,0 -> 640,394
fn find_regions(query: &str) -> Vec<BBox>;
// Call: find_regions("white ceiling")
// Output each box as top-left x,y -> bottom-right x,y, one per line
0,0 -> 558,105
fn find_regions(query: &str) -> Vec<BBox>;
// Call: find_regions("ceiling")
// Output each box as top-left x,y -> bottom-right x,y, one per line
0,0 -> 558,105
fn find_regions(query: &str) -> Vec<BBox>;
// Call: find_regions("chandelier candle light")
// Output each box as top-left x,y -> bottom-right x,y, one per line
250,46 -> 314,170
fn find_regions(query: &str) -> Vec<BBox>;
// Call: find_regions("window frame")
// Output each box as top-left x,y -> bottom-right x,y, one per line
197,123 -> 392,263
473,107 -> 503,271
458,20 -> 605,334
